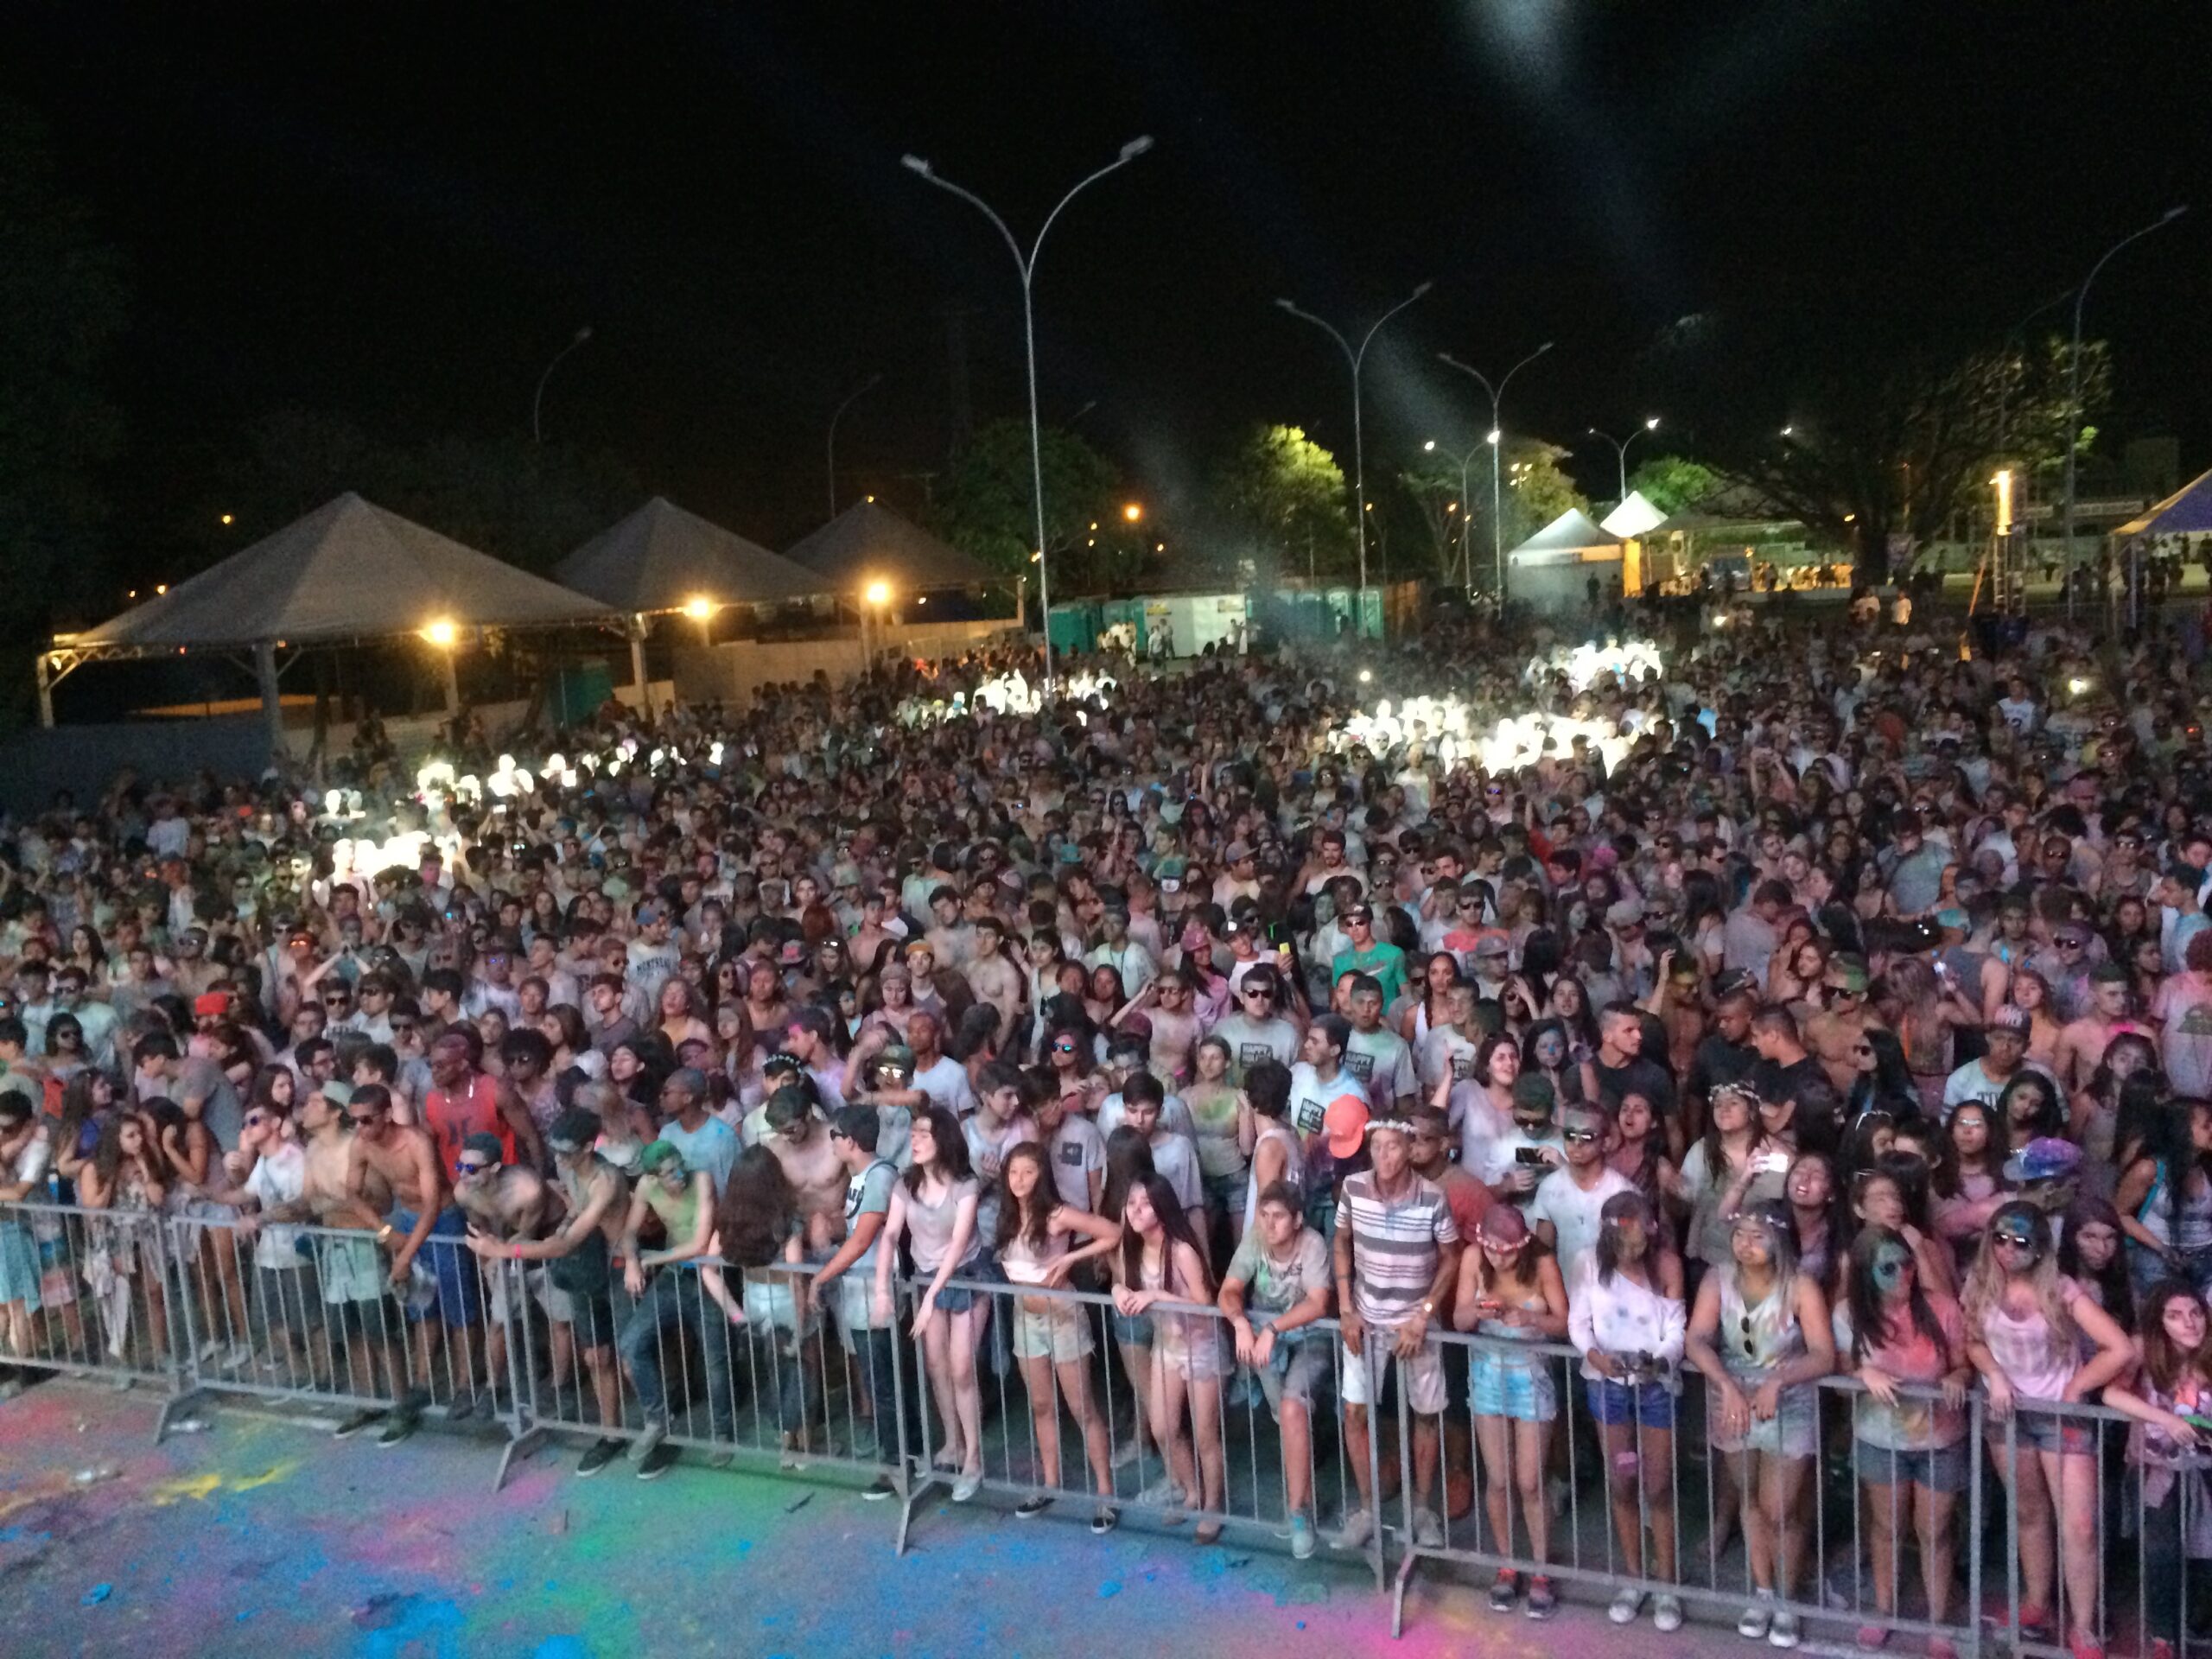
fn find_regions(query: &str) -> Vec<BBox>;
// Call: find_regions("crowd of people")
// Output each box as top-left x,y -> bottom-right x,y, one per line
5,601 -> 2212,1656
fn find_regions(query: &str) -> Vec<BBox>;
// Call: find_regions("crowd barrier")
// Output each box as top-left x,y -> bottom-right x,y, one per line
6,1196 -> 2211,1650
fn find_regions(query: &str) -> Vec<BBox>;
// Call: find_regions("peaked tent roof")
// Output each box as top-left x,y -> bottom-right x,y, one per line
784,499 -> 992,592
2113,467 -> 2212,538
1508,507 -> 1623,557
74,493 -> 616,650
1599,491 -> 1667,538
556,497 -> 825,613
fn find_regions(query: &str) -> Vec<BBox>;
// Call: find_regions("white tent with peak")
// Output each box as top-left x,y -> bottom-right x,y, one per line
1600,491 -> 1667,539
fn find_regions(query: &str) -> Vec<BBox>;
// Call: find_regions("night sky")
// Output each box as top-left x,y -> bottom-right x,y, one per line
6,2 -> 2208,570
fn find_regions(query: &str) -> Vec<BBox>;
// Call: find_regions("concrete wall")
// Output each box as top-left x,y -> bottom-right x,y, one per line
671,620 -> 1018,709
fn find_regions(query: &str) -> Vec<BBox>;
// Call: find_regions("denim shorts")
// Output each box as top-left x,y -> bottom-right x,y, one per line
2010,1406 -> 2095,1457
1110,1308 -> 1154,1346
1856,1436 -> 1969,1493
1586,1374 -> 1675,1430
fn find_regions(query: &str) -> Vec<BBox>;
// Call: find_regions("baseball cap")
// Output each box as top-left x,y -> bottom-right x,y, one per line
1605,898 -> 1646,929
876,1043 -> 915,1075
317,1078 -> 354,1108
1473,935 -> 1510,960
1934,907 -> 1969,932
460,1131 -> 505,1165
779,939 -> 808,965
2004,1137 -> 2083,1185
193,991 -> 228,1018
1224,840 -> 1255,864
2054,921 -> 2094,946
1341,900 -> 1374,924
636,901 -> 666,925
1323,1093 -> 1371,1160
1990,1004 -> 2031,1034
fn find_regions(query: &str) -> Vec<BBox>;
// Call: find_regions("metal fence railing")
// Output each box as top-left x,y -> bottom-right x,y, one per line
11,1193 -> 2212,1650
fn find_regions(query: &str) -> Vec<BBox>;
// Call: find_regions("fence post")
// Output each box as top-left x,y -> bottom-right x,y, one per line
153,1215 -> 207,1443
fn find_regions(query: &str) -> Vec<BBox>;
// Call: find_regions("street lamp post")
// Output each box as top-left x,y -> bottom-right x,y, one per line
902,137 -> 1154,692
1438,342 -> 1554,602
1274,283 -> 1433,597
1588,416 -> 1661,505
826,372 -> 883,521
531,326 -> 593,444
2061,206 -> 2186,621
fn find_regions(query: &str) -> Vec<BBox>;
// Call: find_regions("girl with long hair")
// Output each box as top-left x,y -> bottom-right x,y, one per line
1568,1190 -> 1686,1631
1677,1081 -> 1787,1277
1519,1018 -> 1597,1113
1962,1201 -> 2133,1659
995,1141 -> 1120,1524
1453,1203 -> 1570,1618
2101,1281 -> 2212,1659
871,1103 -> 986,1499
1931,1101 -> 2013,1272
1838,1224 -> 1971,1653
2116,1097 -> 2212,1298
2071,1033 -> 2160,1191
1685,1202 -> 1835,1649
1783,1150 -> 1846,1298
1999,1073 -> 2067,1154
1112,1171 -> 1227,1541
716,1147 -> 815,1459
74,1111 -> 169,1365
1853,1160 -> 1958,1299
2056,1198 -> 2134,1337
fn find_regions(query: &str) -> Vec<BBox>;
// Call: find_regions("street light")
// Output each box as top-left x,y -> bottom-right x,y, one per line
1274,282 -> 1433,595
1439,341 -> 1554,601
902,136 -> 1154,691
1122,502 -> 1142,523
1588,416 -> 1661,504
2061,205 -> 2187,619
826,372 -> 883,521
531,326 -> 593,444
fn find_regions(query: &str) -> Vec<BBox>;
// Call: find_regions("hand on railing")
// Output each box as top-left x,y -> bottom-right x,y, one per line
1984,1370 -> 2016,1421
1715,1380 -> 1752,1437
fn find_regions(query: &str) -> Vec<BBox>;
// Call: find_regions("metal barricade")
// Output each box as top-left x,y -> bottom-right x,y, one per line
162,1209 -> 532,1478
0,1198 -> 185,1430
502,1255 -> 915,1515
903,1273 -> 1383,1580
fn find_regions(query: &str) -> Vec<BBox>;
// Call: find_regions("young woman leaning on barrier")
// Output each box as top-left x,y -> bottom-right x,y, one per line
1835,1223 -> 1973,1656
1965,1200 -> 2134,1659
2095,1281 -> 2212,1659
1567,1189 -> 1686,1633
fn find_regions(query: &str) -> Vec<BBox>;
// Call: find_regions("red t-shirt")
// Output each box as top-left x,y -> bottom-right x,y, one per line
423,1072 -> 511,1179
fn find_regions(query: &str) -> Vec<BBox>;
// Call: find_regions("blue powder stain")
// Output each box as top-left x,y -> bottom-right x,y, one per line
357,1594 -> 466,1659
1295,1621 -> 1306,1630
531,1639 -> 589,1659
81,1584 -> 112,1605
236,1610 -> 255,1622
1097,1581 -> 1122,1599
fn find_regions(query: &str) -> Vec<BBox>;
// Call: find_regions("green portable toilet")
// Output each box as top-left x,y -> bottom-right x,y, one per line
551,661 -> 615,726
1047,601 -> 1099,656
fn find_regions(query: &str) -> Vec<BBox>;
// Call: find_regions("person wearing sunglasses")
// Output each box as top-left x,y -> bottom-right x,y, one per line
1962,1198 -> 2133,1659
1207,967 -> 1299,1085
1529,1103 -> 1637,1289
1684,1202 -> 1834,1648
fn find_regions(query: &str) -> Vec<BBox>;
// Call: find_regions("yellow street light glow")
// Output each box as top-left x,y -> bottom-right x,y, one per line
864,580 -> 891,607
1122,502 -> 1141,523
219,512 -> 234,525
1992,468 -> 2015,536
156,583 -> 168,594
422,619 -> 459,647
1422,440 -> 1437,452
682,595 -> 714,621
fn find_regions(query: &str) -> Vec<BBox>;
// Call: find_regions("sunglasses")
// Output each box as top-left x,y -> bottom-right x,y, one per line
345,1110 -> 383,1126
1052,1041 -> 1077,1054
1561,1128 -> 1600,1144
1992,1231 -> 2039,1252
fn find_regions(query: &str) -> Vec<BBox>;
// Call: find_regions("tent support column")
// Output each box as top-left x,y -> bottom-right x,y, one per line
629,616 -> 652,719
440,645 -> 461,718
254,641 -> 285,760
34,656 -> 54,729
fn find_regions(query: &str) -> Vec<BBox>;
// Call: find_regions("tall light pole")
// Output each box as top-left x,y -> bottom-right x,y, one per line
1439,341 -> 1554,601
531,326 -> 593,444
827,372 -> 882,521
1274,283 -> 1432,596
1423,437 -> 1485,588
902,137 -> 1154,692
2061,205 -> 2186,620
1589,416 -> 1661,505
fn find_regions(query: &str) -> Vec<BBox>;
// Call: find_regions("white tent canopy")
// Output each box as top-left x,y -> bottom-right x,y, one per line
1599,491 -> 1667,539
1508,507 -> 1622,564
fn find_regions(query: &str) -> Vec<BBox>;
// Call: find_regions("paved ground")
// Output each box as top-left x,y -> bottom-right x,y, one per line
0,1377 -> 1773,1659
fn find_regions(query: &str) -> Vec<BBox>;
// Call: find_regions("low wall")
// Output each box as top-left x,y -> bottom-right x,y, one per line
671,620 -> 1018,710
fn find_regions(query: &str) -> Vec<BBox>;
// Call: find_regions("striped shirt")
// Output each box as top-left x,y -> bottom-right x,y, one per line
1334,1168 -> 1457,1327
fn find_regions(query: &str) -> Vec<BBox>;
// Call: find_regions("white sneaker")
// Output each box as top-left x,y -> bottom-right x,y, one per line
1738,1599 -> 1774,1641
632,1420 -> 665,1461
1655,1595 -> 1685,1633
1610,1588 -> 1646,1625
1134,1477 -> 1183,1509
1411,1509 -> 1443,1548
1332,1508 -> 1376,1551
1769,1610 -> 1802,1650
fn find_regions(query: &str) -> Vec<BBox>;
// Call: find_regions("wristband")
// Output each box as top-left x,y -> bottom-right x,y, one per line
512,1243 -> 522,1261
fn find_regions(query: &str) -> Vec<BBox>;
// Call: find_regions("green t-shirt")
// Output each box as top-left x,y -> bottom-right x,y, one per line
1331,941 -> 1408,1003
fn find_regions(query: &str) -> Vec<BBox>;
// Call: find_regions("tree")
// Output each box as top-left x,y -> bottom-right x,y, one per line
1648,305 -> 2111,583
930,417 -> 1125,587
1624,454 -> 1723,517
0,99 -> 127,679
1209,423 -> 1354,582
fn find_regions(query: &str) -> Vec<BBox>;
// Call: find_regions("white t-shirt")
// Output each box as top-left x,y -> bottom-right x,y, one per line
1529,1164 -> 1636,1283
244,1141 -> 309,1270
1343,1027 -> 1417,1106
912,1056 -> 976,1117
1287,1063 -> 1368,1142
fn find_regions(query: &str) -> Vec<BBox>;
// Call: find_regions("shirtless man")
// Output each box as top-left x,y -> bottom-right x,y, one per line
295,1080 -> 410,1440
762,1087 -> 844,1249
346,1079 -> 484,1426
1804,954 -> 1886,1092
617,1141 -> 728,1478
449,1129 -> 546,1408
963,915 -> 1026,1048
923,886 -> 973,970
1131,969 -> 1204,1085
2052,963 -> 2150,1095
462,1107 -> 629,1476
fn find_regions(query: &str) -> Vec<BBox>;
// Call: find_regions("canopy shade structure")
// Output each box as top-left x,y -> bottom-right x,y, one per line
71,492 -> 617,651
1507,507 -> 1623,564
2113,466 -> 2212,538
1599,490 -> 1668,539
41,492 -> 619,743
784,499 -> 993,594
556,497 -> 825,613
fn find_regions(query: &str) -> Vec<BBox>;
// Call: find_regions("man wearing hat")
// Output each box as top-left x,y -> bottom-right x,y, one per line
1941,1005 -> 2054,1119
1211,841 -> 1261,911
1330,899 -> 1408,1006
1332,1115 -> 1459,1553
